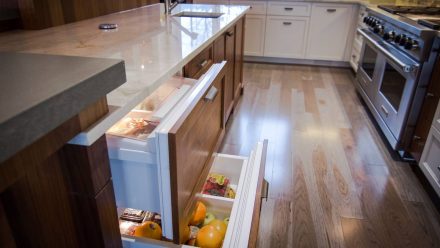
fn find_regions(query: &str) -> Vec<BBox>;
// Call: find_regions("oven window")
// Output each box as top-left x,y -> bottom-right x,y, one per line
380,62 -> 406,111
361,44 -> 378,80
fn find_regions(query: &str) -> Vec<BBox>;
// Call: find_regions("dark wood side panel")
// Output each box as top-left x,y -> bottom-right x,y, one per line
410,54 -> 440,161
1,152 -> 80,248
0,200 -> 16,247
61,135 -> 111,196
248,140 -> 268,248
17,0 -> 65,30
169,68 -> 225,244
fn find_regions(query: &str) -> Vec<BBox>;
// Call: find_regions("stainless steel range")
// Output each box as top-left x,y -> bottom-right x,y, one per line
355,5 -> 440,158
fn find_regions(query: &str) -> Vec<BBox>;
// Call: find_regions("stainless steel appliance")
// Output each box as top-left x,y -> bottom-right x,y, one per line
355,6 -> 440,157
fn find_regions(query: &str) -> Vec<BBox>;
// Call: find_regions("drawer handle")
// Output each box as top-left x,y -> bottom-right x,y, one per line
200,60 -> 209,68
284,7 -> 293,11
204,86 -> 218,102
262,179 -> 269,199
226,31 -> 234,37
380,105 -> 389,117
283,22 -> 292,25
438,166 -> 440,172
426,92 -> 435,98
327,8 -> 337,13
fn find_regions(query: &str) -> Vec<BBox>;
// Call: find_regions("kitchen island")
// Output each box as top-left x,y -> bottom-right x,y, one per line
0,3 -> 258,247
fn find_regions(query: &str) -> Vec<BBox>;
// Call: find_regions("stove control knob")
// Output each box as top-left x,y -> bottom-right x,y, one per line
374,25 -> 384,34
405,39 -> 419,50
363,16 -> 369,23
394,34 -> 404,44
383,31 -> 395,41
399,35 -> 408,46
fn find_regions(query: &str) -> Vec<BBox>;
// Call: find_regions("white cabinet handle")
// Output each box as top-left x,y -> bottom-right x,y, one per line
204,86 -> 218,102
283,22 -> 292,25
327,9 -> 337,13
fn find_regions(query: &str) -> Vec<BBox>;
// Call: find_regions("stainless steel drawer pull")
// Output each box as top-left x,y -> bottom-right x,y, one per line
380,105 -> 389,117
426,92 -> 435,98
204,86 -> 218,102
200,60 -> 208,68
327,9 -> 337,13
284,7 -> 293,11
226,31 -> 234,37
283,22 -> 292,25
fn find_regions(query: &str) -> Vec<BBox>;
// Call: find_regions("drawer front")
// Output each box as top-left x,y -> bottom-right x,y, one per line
184,44 -> 214,79
264,16 -> 309,58
267,2 -> 311,17
230,1 -> 266,15
158,62 -> 226,243
420,126 -> 440,196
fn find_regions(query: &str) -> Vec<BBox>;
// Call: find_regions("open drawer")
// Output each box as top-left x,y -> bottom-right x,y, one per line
120,140 -> 268,247
106,61 -> 229,242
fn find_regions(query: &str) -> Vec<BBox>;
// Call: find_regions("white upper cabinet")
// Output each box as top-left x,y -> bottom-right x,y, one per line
264,16 -> 308,58
306,3 -> 354,61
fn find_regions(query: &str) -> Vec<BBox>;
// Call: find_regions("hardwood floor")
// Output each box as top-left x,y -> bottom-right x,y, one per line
219,63 -> 440,248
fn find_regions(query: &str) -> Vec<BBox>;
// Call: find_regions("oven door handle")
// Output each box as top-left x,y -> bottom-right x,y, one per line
358,28 -> 419,74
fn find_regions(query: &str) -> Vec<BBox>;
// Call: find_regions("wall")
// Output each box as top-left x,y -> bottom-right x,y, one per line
4,0 -> 158,30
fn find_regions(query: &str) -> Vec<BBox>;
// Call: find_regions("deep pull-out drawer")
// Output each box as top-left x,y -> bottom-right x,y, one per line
121,140 -> 268,247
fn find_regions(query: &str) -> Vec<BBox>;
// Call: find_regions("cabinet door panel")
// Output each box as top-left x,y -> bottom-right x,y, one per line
264,16 -> 308,58
306,4 -> 352,61
234,18 -> 244,100
157,62 -> 226,243
244,15 -> 266,56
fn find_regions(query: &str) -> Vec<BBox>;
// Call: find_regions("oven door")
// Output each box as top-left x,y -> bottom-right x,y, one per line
374,52 -> 419,141
357,34 -> 381,101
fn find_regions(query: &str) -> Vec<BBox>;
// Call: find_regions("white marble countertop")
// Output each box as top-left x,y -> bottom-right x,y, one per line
0,3 -> 249,145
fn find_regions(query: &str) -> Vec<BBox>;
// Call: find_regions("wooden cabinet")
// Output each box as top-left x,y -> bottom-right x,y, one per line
264,16 -> 308,58
306,3 -> 354,61
243,15 -> 266,56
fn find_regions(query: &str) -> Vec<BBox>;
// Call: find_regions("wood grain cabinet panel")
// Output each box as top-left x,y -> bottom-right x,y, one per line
169,67 -> 225,243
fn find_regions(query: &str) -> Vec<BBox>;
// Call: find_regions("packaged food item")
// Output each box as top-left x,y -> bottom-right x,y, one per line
225,186 -> 236,199
186,226 -> 200,246
107,116 -> 158,140
202,173 -> 230,197
120,208 -> 147,223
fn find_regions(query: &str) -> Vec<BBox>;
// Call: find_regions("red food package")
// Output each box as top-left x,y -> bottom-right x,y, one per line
202,173 -> 230,197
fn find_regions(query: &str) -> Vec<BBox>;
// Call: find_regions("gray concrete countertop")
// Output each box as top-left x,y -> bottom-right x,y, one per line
0,52 -> 125,163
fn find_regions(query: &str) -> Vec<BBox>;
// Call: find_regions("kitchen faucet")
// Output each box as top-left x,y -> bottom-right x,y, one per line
164,0 -> 180,14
